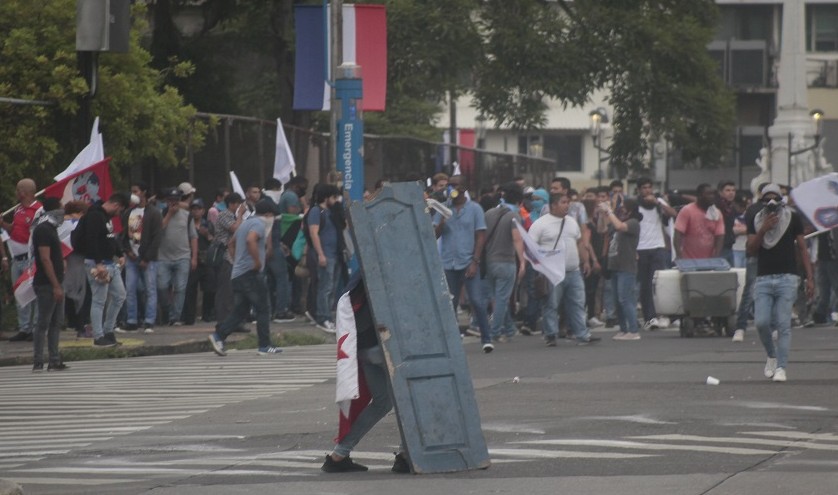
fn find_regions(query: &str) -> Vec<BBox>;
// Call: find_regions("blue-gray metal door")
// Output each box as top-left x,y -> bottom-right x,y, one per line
348,182 -> 491,474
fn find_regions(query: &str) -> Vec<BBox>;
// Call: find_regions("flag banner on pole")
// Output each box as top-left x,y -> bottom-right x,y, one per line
293,4 -> 387,112
334,283 -> 371,444
229,171 -> 245,198
791,173 -> 838,232
55,117 -> 104,181
273,118 -> 296,184
13,265 -> 36,307
514,218 -> 565,286
44,157 -> 113,208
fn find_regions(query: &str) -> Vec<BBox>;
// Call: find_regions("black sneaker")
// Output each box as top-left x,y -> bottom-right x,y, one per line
32,363 -> 44,372
545,335 -> 557,347
482,343 -> 494,353
9,331 -> 33,342
272,312 -> 296,323
93,337 -> 117,348
115,323 -> 139,333
321,455 -> 368,473
392,452 -> 410,473
48,363 -> 69,371
105,333 -> 121,346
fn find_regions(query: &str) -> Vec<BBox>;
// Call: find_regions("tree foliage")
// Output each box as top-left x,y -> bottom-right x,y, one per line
0,0 -> 203,202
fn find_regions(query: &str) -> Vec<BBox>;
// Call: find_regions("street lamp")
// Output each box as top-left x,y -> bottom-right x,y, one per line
787,109 -> 826,185
589,107 -> 610,186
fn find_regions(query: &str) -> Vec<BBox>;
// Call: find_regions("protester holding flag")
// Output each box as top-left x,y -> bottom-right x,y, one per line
31,197 -> 68,371
747,184 -> 814,383
321,273 -> 409,474
1,178 -> 43,343
72,193 -> 130,348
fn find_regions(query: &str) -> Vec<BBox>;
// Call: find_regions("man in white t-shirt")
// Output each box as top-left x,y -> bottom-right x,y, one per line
635,178 -> 677,330
529,193 -> 600,347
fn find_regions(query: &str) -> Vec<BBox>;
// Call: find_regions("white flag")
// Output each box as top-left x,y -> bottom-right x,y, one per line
229,171 -> 245,198
514,218 -> 565,286
55,117 -> 104,181
273,118 -> 296,185
334,291 -> 359,417
791,173 -> 838,232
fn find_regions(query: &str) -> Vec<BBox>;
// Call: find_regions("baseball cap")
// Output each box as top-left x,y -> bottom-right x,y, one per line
524,186 -> 535,195
164,187 -> 181,199
178,182 -> 197,196
190,198 -> 205,208
761,183 -> 782,199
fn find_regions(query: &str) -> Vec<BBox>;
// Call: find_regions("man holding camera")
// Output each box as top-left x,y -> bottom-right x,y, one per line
746,184 -> 813,383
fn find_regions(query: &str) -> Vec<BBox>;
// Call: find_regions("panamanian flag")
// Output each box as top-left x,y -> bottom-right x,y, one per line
293,4 -> 387,112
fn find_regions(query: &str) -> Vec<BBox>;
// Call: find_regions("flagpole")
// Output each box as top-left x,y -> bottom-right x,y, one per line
2,189 -> 46,217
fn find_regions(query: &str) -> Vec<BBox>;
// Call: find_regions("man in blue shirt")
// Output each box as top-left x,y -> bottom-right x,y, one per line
208,200 -> 282,356
433,179 -> 493,352
307,184 -> 343,333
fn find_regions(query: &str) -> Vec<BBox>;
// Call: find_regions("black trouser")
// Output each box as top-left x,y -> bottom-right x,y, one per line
183,262 -> 215,324
636,248 -> 671,321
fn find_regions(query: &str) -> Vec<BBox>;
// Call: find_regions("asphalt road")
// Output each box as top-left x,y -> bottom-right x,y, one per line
3,325 -> 838,495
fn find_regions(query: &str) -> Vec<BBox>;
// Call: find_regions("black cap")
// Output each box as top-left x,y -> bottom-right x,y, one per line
164,187 -> 181,199
190,198 -> 205,208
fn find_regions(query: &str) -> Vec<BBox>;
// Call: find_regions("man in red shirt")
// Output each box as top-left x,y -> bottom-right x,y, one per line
674,183 -> 725,260
1,178 -> 43,342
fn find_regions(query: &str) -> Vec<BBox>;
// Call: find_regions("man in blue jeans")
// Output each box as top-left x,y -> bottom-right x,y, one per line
157,187 -> 197,326
746,184 -> 813,382
528,193 -> 600,346
307,184 -> 343,333
208,199 -> 282,356
433,179 -> 492,353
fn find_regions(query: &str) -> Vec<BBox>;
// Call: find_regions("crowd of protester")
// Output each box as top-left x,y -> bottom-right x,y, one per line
0,172 -> 826,381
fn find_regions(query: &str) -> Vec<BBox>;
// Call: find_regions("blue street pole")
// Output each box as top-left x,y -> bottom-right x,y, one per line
335,63 -> 364,202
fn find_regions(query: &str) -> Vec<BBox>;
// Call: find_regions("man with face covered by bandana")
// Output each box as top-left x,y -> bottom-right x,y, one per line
31,197 -> 68,371
746,184 -> 814,383
208,199 -> 282,356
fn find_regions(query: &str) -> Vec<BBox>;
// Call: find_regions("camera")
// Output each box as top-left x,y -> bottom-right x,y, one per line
764,200 -> 782,213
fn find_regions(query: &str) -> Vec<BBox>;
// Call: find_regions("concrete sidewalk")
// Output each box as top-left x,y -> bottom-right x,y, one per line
0,316 -> 336,367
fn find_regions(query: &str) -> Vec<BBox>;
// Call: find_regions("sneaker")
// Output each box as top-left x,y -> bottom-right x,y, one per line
208,334 -> 227,356
577,335 -> 602,346
321,454 -> 368,473
93,337 -> 117,348
605,318 -> 618,328
47,363 -> 69,372
32,363 -> 44,372
104,333 -> 121,346
304,310 -> 316,324
317,320 -> 337,334
115,323 -> 138,333
764,357 -> 778,378
465,326 -> 481,337
621,333 -> 641,341
392,452 -> 410,474
657,316 -> 671,328
9,331 -> 33,342
519,325 -> 533,336
171,321 -> 184,327
612,332 -> 628,340
143,326 -> 155,334
731,329 -> 745,343
644,317 -> 661,330
482,342 -> 494,353
545,335 -> 557,347
587,317 -> 605,328
772,367 -> 787,382
257,346 -> 283,355
272,312 -> 296,323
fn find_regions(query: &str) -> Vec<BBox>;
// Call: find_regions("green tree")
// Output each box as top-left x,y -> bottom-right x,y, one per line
0,0 -> 203,202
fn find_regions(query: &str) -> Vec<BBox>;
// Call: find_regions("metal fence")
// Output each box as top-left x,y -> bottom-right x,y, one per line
155,113 -> 558,203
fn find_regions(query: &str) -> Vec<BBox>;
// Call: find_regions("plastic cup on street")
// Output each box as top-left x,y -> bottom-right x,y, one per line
706,376 -> 720,386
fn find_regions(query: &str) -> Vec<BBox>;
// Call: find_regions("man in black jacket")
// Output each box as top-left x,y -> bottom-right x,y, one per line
73,192 -> 130,347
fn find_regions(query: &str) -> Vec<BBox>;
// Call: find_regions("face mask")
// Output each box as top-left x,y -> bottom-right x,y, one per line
46,209 -> 65,226
262,216 -> 274,238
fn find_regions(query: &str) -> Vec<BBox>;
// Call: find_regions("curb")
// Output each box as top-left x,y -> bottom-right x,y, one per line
0,480 -> 23,495
0,340 -> 214,368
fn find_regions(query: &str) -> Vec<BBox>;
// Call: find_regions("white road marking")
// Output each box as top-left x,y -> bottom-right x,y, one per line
515,439 -> 782,455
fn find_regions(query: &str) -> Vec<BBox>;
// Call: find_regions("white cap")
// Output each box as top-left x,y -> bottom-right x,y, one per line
178,182 -> 197,195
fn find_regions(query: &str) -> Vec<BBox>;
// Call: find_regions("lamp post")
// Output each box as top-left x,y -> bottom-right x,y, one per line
475,115 -> 487,190
589,107 -> 610,186
787,109 -> 825,186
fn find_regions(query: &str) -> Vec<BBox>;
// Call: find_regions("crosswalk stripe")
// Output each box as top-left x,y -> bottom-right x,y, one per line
629,434 -> 838,451
514,439 -> 783,455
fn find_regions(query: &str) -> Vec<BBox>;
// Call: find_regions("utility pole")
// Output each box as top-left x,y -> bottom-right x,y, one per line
329,0 -> 343,178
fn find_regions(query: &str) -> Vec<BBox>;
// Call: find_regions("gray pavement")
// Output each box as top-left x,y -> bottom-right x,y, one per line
2,322 -> 838,494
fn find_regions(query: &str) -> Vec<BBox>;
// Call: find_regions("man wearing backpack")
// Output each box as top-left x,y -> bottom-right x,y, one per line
305,184 -> 343,333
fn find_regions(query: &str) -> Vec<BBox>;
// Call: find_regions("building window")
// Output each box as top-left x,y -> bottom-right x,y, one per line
808,5 -> 838,52
544,134 -> 582,172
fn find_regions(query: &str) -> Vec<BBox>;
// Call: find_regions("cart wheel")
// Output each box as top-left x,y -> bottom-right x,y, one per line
713,317 -> 725,337
681,317 -> 695,338
724,315 -> 737,337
